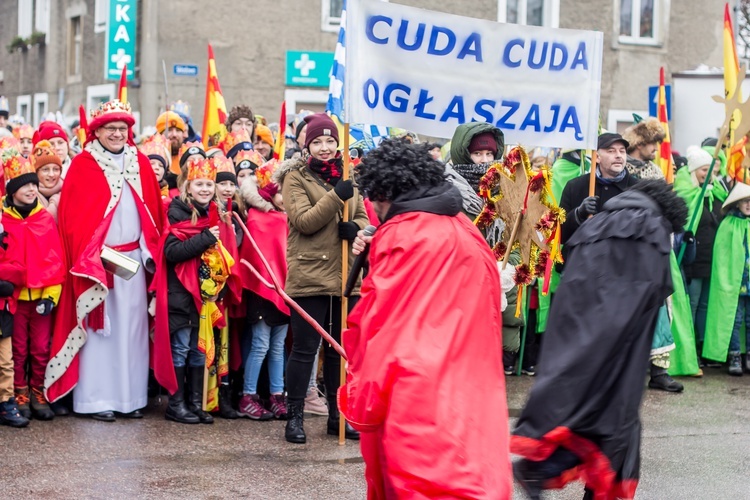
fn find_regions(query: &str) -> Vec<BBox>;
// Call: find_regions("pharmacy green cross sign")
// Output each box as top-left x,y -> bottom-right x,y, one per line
285,51 -> 334,88
105,0 -> 137,81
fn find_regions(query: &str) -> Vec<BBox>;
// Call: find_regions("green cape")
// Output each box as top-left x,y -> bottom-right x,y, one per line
703,215 -> 750,361
673,166 -> 727,234
667,251 -> 700,376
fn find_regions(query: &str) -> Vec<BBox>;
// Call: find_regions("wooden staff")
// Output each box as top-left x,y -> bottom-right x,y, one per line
339,123 -> 351,446
588,150 -> 598,197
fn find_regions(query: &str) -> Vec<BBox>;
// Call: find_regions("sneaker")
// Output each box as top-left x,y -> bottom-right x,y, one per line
304,387 -> 329,416
522,366 -> 536,376
30,387 -> 55,420
14,387 -> 31,419
238,394 -> 273,421
728,352 -> 743,377
0,398 -> 30,428
269,394 -> 288,420
503,351 -> 516,376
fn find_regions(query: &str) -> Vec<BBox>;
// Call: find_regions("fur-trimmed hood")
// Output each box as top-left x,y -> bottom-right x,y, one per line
240,175 -> 275,212
623,118 -> 666,152
273,157 -> 306,187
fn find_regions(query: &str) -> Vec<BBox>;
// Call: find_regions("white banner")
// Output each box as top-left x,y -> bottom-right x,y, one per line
345,0 -> 603,149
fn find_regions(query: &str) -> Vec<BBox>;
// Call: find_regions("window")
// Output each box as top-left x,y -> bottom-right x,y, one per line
619,0 -> 659,45
35,0 -> 50,39
18,0 -> 33,38
33,93 -> 48,127
498,0 -> 560,27
68,16 -> 82,78
322,0 -> 388,32
86,84 -> 115,113
16,95 -> 31,124
95,0 -> 109,33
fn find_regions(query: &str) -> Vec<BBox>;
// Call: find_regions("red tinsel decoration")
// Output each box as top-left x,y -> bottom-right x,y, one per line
535,211 -> 555,231
514,263 -> 533,286
535,251 -> 549,277
504,148 -> 522,172
476,207 -> 497,229
478,168 -> 502,196
493,242 -> 507,261
528,173 -> 546,193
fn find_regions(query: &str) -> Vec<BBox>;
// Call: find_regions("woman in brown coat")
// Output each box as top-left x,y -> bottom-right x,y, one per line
275,113 -> 369,444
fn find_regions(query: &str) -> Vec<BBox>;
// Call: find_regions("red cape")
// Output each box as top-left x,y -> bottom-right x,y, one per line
2,205 -> 65,291
339,212 -> 511,499
45,149 -> 165,403
240,208 -> 290,316
152,208 -> 240,394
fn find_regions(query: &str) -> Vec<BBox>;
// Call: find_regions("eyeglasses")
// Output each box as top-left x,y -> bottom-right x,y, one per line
102,126 -> 128,134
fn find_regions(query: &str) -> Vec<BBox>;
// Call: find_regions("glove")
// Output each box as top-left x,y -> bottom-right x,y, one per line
683,231 -> 695,245
338,221 -> 360,241
576,196 -> 599,219
0,280 -> 14,297
36,299 -> 54,316
334,180 -> 354,201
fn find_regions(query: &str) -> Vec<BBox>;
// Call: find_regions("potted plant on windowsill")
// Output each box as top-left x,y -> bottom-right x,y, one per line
7,36 -> 28,54
29,31 -> 46,47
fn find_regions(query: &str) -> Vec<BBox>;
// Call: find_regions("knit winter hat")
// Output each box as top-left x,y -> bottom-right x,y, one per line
303,113 -> 338,150
225,105 -> 255,131
468,132 -> 498,154
179,141 -> 206,168
255,124 -> 273,146
33,121 -> 68,146
30,140 -> 62,171
686,146 -> 713,173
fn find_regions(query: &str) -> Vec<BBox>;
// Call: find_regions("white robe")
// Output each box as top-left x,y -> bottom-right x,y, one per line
73,152 -> 152,414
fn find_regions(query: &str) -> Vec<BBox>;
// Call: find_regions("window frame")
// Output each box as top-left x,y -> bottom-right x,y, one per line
34,0 -> 50,41
321,0 -> 389,33
67,15 -> 83,81
18,0 -> 33,38
16,95 -> 32,124
86,84 -> 116,113
32,93 -> 49,127
497,0 -> 560,28
617,0 -> 661,46
94,0 -> 109,34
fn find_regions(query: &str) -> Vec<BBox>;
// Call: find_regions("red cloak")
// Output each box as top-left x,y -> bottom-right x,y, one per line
339,211 -> 511,499
45,149 -> 165,403
151,209 -> 240,394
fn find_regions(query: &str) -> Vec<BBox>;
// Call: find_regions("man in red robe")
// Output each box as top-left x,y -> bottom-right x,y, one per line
44,100 -> 165,421
340,139 -> 512,499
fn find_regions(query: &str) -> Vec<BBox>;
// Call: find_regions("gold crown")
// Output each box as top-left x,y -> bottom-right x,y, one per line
209,155 -> 234,174
221,129 -> 252,154
179,140 -> 205,159
256,159 -> 279,189
3,154 -> 35,181
234,149 -> 265,169
187,157 -> 217,181
139,134 -> 171,161
12,124 -> 33,140
90,99 -> 132,120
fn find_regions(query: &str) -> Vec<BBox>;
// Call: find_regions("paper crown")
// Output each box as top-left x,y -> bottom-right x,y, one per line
13,124 -> 34,140
0,136 -> 20,153
0,96 -> 8,114
186,157 -> 217,181
3,153 -> 35,181
89,99 -> 135,132
209,155 -> 235,174
139,133 -> 171,163
256,159 -> 280,189
221,129 -> 252,155
179,140 -> 205,158
31,140 -> 62,171
170,100 -> 191,118
234,149 -> 266,170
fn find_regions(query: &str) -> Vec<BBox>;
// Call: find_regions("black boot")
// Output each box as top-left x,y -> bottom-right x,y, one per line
186,367 -> 214,424
285,401 -> 306,444
165,366 -> 199,424
648,363 -> 684,392
728,352 -> 743,376
218,385 -> 239,419
512,460 -> 542,500
327,395 -> 359,440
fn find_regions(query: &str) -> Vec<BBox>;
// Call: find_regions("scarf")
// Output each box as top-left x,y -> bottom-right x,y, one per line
38,178 -> 63,201
6,198 -> 39,219
307,153 -> 343,186
596,166 -> 627,185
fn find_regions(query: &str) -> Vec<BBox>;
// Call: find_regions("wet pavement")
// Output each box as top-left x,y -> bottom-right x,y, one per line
3,368 -> 749,498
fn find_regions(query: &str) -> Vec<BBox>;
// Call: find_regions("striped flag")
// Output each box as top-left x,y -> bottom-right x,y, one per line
202,44 -> 228,148
273,101 -> 286,160
656,67 -> 673,183
723,2 -> 747,181
118,64 -> 128,104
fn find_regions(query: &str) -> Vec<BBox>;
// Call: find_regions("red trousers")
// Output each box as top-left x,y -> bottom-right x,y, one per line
12,300 -> 52,389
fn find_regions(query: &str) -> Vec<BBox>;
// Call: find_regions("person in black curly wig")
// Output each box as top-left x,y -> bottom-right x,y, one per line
354,138 -> 459,222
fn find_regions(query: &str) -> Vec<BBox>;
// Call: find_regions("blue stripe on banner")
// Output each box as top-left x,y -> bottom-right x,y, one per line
326,0 -> 347,121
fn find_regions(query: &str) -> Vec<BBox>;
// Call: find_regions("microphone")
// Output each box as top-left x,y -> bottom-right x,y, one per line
344,225 -> 377,297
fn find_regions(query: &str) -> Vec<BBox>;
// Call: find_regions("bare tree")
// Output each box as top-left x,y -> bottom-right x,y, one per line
738,0 -> 750,61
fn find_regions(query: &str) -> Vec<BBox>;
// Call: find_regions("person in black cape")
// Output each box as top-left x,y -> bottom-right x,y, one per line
511,179 -> 688,500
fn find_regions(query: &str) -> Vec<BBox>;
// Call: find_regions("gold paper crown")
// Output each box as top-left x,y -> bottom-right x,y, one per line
139,133 -> 171,162
234,149 -> 265,169
187,157 -> 217,181
3,154 -> 35,181
179,140 -> 205,159
256,159 -> 279,189
12,124 -> 33,140
209,155 -> 234,174
90,99 -> 132,120
0,136 -> 20,152
220,129 -> 252,154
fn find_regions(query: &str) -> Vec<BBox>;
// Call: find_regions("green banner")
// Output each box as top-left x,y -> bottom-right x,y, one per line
105,0 -> 137,80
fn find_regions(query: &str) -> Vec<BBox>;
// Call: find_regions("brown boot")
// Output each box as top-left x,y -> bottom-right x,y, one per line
14,387 -> 31,419
30,387 -> 55,420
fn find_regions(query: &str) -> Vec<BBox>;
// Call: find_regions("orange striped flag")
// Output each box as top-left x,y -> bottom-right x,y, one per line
273,101 -> 286,160
724,3 -> 747,180
118,64 -> 128,104
657,67 -> 673,183
202,44 -> 228,148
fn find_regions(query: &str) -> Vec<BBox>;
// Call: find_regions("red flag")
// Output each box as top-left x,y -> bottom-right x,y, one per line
656,67 -> 673,183
118,64 -> 128,104
273,101 -> 286,160
202,45 -> 228,148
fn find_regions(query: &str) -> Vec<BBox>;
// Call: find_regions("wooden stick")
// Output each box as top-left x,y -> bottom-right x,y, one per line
339,122 -> 351,446
588,150 -> 598,197
501,211 -> 522,270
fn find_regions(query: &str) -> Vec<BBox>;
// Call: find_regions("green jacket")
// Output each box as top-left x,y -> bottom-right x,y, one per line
449,122 -> 504,166
277,157 -> 369,298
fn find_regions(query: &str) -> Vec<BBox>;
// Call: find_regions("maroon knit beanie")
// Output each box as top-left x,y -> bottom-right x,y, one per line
303,113 -> 339,150
258,182 -> 279,203
468,132 -> 498,154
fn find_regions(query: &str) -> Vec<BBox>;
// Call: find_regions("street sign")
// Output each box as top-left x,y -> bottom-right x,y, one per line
285,51 -> 335,87
105,0 -> 137,81
648,84 -> 671,119
173,64 -> 199,77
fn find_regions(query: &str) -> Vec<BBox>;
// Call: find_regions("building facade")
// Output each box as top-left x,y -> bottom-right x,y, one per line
0,0 -> 732,144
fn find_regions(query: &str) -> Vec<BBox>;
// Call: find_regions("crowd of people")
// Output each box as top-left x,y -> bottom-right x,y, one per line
0,91 -> 748,496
